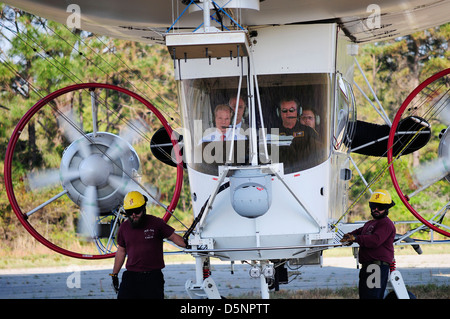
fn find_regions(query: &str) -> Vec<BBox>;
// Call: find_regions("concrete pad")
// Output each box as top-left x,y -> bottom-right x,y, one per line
0,254 -> 449,299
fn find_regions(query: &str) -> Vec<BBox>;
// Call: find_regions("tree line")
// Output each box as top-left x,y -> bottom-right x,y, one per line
0,3 -> 448,250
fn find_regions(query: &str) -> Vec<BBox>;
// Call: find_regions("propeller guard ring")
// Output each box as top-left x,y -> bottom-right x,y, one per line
388,68 -> 450,237
4,83 -> 183,259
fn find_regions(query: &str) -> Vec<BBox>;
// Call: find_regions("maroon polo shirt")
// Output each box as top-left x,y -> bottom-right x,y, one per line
350,216 -> 396,264
117,214 -> 175,272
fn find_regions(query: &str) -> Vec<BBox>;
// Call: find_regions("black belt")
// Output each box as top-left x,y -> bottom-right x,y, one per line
361,260 -> 391,267
126,269 -> 162,275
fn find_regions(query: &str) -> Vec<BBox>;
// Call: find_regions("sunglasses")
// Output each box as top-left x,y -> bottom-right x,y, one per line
124,207 -> 144,217
369,202 -> 390,211
281,107 -> 297,113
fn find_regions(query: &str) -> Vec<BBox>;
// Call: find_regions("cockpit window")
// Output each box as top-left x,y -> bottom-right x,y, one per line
178,73 -> 331,175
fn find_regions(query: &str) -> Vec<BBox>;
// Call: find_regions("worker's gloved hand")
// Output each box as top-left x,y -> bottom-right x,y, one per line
110,273 -> 119,293
183,234 -> 191,250
184,238 -> 191,250
340,233 -> 356,245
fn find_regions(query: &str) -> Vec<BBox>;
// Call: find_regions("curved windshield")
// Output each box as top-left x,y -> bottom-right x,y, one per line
178,73 -> 331,175
334,73 -> 357,152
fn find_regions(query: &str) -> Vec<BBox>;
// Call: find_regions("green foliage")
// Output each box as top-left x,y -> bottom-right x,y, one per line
350,24 -> 450,238
0,5 -> 185,253
0,3 -> 448,256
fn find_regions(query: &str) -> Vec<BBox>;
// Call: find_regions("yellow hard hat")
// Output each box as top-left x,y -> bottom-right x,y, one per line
369,189 -> 394,206
123,191 -> 146,210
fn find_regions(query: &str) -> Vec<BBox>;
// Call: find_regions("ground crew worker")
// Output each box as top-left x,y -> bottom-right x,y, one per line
341,189 -> 396,299
110,191 -> 186,299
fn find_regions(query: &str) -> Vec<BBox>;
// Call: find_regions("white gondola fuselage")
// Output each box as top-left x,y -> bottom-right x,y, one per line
172,23 -> 356,262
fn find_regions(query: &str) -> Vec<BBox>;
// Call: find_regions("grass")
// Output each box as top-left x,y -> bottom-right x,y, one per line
0,241 -> 447,270
230,284 -> 450,299
323,243 -> 449,257
0,240 -> 195,269
1,242 -> 448,299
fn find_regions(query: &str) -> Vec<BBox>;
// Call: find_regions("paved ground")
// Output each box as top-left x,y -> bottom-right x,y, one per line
0,254 -> 449,299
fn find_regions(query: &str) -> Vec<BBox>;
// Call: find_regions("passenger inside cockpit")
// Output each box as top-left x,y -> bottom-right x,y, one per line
277,98 -> 322,172
300,107 -> 319,135
278,98 -> 317,138
201,104 -> 232,143
228,96 -> 248,131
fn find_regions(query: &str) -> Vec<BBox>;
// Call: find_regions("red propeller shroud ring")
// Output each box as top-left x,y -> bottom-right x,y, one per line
4,83 -> 184,259
387,68 -> 450,238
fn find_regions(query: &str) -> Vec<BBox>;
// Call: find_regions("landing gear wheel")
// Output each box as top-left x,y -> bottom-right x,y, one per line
388,68 -> 450,237
4,83 -> 183,259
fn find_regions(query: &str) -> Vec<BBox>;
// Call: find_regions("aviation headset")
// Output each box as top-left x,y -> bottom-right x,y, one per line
299,107 -> 320,126
276,100 -> 320,126
276,98 -> 301,119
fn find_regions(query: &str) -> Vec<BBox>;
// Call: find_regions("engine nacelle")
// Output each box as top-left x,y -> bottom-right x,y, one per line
60,132 -> 140,213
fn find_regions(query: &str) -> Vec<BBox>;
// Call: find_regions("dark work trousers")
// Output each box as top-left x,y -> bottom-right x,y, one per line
358,263 -> 390,299
117,269 -> 165,299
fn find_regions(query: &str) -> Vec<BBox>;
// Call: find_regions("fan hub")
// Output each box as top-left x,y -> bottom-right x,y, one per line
79,154 -> 112,187
60,132 -> 140,213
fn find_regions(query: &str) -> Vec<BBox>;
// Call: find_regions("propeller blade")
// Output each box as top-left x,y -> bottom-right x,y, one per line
108,174 -> 133,195
28,167 -> 81,191
103,136 -> 130,163
103,119 -> 148,163
413,157 -> 450,187
108,175 -> 161,206
57,110 -> 91,158
27,169 -> 60,190
120,119 -> 149,145
144,184 -> 161,205
78,185 -> 99,239
433,93 -> 450,125
61,168 -> 81,184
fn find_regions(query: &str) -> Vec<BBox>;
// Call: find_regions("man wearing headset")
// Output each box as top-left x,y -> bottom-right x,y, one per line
277,98 -> 321,169
300,107 -> 319,134
110,191 -> 186,299
341,189 -> 396,299
278,98 -> 319,137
